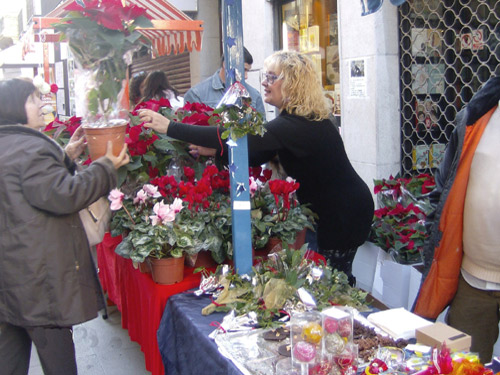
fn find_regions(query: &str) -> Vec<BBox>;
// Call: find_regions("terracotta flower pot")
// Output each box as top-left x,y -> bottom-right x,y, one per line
138,261 -> 151,274
83,122 -> 127,161
185,251 -> 217,269
148,255 -> 185,285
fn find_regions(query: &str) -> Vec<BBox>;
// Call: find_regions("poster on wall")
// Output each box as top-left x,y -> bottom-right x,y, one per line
349,59 -> 367,98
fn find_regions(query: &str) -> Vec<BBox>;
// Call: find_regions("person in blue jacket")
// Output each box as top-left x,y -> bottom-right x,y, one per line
183,47 -> 266,116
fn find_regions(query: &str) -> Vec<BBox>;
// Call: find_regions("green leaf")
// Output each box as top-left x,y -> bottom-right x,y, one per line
126,157 -> 143,171
153,139 -> 176,152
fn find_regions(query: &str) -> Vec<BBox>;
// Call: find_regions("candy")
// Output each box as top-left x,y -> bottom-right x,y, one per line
324,332 -> 346,354
292,341 -> 317,362
338,318 -> 352,338
324,317 -> 339,334
334,348 -> 355,368
302,322 -> 324,344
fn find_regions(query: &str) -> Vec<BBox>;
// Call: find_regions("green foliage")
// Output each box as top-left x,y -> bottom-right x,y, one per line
214,100 -> 266,141
251,186 -> 317,249
203,247 -> 369,328
53,6 -> 152,122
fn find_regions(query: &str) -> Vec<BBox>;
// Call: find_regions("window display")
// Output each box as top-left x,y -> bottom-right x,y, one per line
280,0 -> 340,115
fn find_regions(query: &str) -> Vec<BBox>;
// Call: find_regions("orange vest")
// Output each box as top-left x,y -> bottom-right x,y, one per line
414,106 -> 497,319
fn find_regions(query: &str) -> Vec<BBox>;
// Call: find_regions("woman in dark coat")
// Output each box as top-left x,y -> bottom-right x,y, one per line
0,78 -> 129,374
138,51 -> 374,283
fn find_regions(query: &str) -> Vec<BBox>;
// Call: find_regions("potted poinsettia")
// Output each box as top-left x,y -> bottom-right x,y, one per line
369,173 -> 436,264
53,0 -> 154,162
53,0 -> 153,124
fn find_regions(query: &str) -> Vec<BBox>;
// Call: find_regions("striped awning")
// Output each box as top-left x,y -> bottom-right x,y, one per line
41,0 -> 203,56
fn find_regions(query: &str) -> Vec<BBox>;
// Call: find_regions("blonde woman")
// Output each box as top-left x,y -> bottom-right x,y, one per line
138,50 -> 374,283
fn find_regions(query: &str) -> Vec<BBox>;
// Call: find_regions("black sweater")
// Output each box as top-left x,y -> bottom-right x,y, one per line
168,111 -> 374,251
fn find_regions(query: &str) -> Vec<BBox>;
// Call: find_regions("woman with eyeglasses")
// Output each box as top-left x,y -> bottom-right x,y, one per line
138,50 -> 374,284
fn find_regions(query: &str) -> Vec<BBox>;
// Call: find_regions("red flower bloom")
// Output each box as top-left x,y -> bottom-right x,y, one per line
64,0 -> 151,31
183,167 -> 195,183
125,124 -> 158,156
181,112 -> 211,126
50,83 -> 58,93
182,102 -> 214,113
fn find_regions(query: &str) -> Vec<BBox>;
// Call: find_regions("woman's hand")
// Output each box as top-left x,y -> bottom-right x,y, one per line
65,126 -> 86,160
138,109 -> 170,134
105,141 -> 130,170
189,144 -> 216,158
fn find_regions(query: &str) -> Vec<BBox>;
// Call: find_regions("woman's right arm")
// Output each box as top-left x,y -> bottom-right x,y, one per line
139,108 -> 283,165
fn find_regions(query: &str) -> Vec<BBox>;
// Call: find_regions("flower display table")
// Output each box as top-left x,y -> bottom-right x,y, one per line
96,233 -> 205,375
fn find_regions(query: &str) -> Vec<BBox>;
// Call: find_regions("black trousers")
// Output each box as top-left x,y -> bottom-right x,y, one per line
320,247 -> 358,286
0,323 -> 77,375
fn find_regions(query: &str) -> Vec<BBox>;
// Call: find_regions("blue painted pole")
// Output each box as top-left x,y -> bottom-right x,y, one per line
221,0 -> 253,275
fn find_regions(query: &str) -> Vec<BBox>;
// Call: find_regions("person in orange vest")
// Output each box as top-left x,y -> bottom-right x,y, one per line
413,76 -> 500,363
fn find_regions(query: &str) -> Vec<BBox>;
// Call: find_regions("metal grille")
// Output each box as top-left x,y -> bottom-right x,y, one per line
399,0 -> 500,176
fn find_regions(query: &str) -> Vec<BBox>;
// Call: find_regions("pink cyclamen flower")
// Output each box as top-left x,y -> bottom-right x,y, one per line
249,176 -> 258,197
142,184 -> 162,198
133,189 -> 148,205
108,189 -> 124,210
150,201 -> 176,226
170,197 -> 184,214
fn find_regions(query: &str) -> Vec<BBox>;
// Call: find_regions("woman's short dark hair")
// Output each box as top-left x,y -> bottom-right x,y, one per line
0,78 -> 37,125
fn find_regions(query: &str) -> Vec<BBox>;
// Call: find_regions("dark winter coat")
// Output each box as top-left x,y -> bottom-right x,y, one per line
0,125 -> 116,327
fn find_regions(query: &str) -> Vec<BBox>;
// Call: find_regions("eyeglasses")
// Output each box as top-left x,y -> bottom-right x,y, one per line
261,71 -> 282,85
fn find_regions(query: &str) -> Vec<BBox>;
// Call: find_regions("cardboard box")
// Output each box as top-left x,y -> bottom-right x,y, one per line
416,322 -> 471,352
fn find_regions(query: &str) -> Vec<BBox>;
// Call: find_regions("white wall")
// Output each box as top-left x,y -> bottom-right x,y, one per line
242,0 -> 276,120
338,0 -> 401,196
189,0 -> 221,86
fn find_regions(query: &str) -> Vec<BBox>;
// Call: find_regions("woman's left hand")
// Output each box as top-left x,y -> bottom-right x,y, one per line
189,144 -> 216,157
65,126 -> 86,160
138,109 -> 170,134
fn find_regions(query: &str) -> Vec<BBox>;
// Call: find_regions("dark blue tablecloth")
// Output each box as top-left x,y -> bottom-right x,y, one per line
157,291 -> 243,375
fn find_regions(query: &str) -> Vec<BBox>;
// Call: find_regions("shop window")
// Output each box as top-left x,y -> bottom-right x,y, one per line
399,0 -> 500,176
280,0 -> 340,115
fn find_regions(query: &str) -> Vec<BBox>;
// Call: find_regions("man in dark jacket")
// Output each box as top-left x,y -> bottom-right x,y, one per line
414,76 -> 500,363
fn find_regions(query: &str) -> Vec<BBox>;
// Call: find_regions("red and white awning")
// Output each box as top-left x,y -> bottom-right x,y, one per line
38,0 -> 203,56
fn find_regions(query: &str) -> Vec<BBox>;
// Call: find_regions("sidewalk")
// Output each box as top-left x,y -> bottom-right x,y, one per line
28,306 -> 150,375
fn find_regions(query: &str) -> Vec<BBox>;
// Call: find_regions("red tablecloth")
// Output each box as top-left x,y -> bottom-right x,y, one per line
96,233 -> 203,375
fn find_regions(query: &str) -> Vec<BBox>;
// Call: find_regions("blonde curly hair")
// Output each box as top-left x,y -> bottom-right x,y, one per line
264,50 -> 331,121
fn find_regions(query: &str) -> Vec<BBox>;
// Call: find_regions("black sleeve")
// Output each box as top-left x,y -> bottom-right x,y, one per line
167,121 -> 283,166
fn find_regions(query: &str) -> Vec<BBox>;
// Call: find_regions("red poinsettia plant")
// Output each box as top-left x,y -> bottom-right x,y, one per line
370,173 -> 436,264
53,0 -> 153,123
